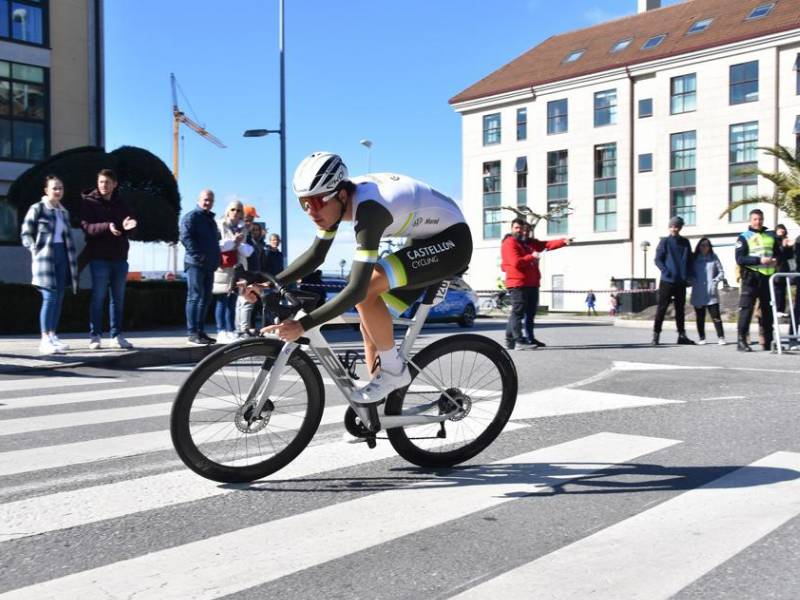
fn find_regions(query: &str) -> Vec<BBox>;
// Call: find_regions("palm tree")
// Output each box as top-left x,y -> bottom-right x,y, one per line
719,144 -> 800,224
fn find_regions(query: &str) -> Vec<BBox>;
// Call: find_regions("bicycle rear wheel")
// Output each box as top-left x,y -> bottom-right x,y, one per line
170,339 -> 324,483
385,334 -> 517,468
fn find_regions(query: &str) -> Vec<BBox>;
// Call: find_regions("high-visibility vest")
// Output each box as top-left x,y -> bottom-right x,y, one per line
741,229 -> 777,276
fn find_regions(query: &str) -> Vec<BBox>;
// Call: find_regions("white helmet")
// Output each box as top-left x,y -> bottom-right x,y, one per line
292,152 -> 348,198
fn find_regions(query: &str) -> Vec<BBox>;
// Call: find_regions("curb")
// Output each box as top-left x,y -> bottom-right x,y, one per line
0,345 -> 218,374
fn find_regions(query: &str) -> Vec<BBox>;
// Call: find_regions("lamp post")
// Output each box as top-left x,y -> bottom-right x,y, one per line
360,139 -> 373,172
640,240 -> 651,279
243,0 -> 287,267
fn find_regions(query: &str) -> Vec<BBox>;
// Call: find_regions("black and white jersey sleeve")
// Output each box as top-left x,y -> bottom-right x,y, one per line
276,227 -> 337,286
297,201 -> 393,331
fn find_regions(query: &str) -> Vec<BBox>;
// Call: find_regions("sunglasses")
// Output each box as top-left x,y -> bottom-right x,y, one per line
299,194 -> 329,213
229,208 -> 243,213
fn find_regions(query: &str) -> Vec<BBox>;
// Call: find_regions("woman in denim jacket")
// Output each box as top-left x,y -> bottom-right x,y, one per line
20,175 -> 79,354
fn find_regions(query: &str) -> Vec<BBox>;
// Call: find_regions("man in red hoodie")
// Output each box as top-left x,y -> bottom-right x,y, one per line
501,218 -> 571,350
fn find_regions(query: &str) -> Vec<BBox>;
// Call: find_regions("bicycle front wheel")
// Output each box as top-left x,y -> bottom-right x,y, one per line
385,334 -> 517,468
170,339 -> 324,483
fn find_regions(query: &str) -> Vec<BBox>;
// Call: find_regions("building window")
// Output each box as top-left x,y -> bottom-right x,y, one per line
638,208 -> 653,227
642,34 -> 666,50
638,98 -> 653,118
794,54 -> 800,96
594,89 -> 617,127
547,99 -> 568,135
0,60 -> 47,161
0,196 -> 17,242
516,108 -> 527,141
563,49 -> 585,64
594,143 -> 617,232
547,150 -> 568,235
729,122 -> 759,223
671,74 -> 696,114
670,131 -> 697,225
746,3 -> 774,20
0,1 -> 45,45
730,61 -> 759,105
687,18 -> 713,35
611,38 -> 632,53
638,153 -> 653,172
483,113 -> 501,146
482,161 -> 502,239
515,156 -> 527,207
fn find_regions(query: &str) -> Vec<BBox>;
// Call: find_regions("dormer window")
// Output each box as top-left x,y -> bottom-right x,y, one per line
641,34 -> 666,50
687,18 -> 713,35
610,38 -> 633,53
746,3 -> 775,20
563,49 -> 585,64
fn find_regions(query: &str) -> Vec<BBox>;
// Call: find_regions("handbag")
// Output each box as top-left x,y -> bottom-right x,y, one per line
220,249 -> 237,268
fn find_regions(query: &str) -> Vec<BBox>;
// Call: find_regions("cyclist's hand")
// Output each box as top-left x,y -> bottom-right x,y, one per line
240,283 -> 262,304
261,319 -> 304,342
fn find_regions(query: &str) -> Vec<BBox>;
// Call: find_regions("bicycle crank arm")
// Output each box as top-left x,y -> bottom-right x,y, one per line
380,410 -> 459,430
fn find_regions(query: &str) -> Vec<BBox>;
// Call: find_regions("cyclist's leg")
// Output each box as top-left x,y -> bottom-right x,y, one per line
355,267 -> 392,376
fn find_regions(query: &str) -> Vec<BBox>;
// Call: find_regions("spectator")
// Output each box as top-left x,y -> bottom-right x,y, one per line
585,290 -> 597,316
690,237 -> 726,345
500,217 -> 571,350
213,200 -> 247,343
609,293 -> 618,317
80,168 -> 137,350
773,223 -> 792,316
20,175 -> 79,355
652,216 -> 694,346
735,208 -> 778,352
236,221 -> 268,334
180,189 -> 220,346
265,232 -> 284,275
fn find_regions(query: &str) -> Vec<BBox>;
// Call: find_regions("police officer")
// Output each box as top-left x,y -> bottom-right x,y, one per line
736,208 -> 778,352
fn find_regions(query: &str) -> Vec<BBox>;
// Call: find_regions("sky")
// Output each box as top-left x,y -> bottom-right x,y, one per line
105,0 -> 683,273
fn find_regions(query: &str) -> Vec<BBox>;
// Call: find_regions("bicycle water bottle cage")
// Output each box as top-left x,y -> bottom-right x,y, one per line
338,349 -> 363,380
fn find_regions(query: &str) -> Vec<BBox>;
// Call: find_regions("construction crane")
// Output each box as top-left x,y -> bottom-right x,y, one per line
171,72 -> 226,181
168,73 -> 226,273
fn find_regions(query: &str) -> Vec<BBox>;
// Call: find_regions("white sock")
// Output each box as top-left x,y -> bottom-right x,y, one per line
378,347 -> 403,375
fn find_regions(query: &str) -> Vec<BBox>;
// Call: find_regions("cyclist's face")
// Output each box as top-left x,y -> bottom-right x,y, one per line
300,192 -> 340,229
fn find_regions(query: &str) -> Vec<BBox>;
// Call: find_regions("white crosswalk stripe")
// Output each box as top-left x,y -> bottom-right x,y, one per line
0,433 -> 678,600
3,370 -> 800,600
0,376 -> 121,394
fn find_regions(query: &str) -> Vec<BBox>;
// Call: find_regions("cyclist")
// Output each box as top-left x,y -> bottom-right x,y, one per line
258,152 -> 472,403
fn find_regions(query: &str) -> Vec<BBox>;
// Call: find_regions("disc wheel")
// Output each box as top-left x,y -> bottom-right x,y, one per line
170,339 -> 324,483
385,334 -> 517,468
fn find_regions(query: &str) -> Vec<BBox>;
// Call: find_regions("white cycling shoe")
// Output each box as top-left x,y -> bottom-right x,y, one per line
359,366 -> 411,404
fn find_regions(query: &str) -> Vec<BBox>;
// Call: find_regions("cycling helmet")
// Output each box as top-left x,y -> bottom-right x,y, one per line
292,152 -> 348,198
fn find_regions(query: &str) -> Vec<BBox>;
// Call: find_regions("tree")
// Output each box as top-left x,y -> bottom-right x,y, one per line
501,203 -> 574,234
719,144 -> 800,224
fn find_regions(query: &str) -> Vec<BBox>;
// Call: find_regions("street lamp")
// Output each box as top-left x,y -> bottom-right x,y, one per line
360,139 -> 373,172
243,0 -> 287,267
640,240 -> 651,279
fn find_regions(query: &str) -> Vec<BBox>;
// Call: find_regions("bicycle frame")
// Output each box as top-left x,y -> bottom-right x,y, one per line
248,281 -> 462,432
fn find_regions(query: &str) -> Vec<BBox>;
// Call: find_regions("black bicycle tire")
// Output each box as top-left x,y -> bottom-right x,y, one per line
385,334 -> 517,468
170,339 -> 325,483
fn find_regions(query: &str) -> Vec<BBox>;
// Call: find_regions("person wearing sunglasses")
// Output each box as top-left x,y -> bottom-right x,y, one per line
257,151 -> 472,404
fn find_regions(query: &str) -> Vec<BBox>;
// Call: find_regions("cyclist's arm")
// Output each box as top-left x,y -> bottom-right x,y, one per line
297,201 -> 392,331
275,228 -> 337,285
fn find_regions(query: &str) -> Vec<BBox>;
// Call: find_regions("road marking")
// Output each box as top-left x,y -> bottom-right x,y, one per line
0,433 -> 679,600
511,387 -> 682,420
453,451 -> 800,600
0,376 -> 121,395
0,385 -> 178,411
613,361 -> 718,371
701,395 -> 746,401
0,422 -> 525,543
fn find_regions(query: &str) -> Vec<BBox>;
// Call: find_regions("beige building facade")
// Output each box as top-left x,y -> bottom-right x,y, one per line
0,0 -> 104,244
451,0 -> 800,311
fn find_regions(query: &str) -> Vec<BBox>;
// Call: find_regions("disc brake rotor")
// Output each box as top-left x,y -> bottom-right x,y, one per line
438,388 -> 471,421
234,399 -> 273,433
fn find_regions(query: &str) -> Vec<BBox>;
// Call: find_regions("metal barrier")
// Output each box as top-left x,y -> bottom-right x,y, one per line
769,273 -> 800,355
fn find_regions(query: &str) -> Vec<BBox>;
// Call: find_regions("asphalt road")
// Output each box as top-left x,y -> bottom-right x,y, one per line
1,318 -> 800,599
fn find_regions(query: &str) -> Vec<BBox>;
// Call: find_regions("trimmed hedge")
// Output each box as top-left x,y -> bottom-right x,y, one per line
0,280 -> 194,334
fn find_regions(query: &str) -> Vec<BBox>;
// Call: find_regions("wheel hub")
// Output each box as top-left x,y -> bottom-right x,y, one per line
438,388 -> 471,421
234,399 -> 273,433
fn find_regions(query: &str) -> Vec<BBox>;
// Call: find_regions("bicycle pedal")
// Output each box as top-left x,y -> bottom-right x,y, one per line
365,437 -> 377,449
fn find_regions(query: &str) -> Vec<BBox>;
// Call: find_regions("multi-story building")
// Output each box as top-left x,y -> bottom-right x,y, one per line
0,0 -> 104,247
450,0 -> 800,311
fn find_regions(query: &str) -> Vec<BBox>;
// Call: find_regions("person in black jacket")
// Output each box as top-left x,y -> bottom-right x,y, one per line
264,233 -> 284,275
180,189 -> 221,345
652,216 -> 695,346
772,224 -> 792,315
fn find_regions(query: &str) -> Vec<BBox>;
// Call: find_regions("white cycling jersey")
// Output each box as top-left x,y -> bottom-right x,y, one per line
350,173 -> 465,239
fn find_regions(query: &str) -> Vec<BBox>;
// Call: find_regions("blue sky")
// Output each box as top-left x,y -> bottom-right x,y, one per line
106,0 -> 682,272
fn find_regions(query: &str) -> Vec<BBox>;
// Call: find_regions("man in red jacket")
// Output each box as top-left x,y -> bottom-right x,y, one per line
501,218 -> 571,350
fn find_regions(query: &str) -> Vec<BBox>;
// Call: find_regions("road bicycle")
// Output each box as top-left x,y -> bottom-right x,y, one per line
170,275 -> 518,483
479,290 -> 512,316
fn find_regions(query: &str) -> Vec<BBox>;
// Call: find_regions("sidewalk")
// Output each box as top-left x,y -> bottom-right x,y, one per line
0,329 -> 215,374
